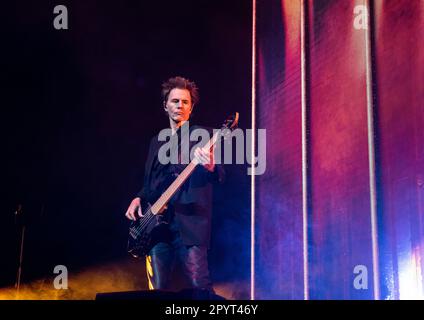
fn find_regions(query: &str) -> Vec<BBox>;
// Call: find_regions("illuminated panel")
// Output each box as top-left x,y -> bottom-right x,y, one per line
255,0 -> 304,299
373,0 -> 424,300
307,0 -> 374,299
254,0 -> 423,300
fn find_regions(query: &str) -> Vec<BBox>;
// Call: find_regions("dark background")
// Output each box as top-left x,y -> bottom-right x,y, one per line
1,0 -> 251,289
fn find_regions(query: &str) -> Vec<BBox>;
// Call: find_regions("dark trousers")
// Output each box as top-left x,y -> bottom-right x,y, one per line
145,232 -> 212,291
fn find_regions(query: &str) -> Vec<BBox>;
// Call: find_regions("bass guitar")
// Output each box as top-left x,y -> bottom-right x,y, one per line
127,113 -> 239,258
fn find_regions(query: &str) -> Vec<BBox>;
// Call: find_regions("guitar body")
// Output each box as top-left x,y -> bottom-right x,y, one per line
127,203 -> 172,258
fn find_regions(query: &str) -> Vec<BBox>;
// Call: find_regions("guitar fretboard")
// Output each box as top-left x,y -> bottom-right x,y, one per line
151,131 -> 220,214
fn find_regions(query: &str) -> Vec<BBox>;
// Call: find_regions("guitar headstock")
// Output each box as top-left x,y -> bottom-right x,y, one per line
221,112 -> 239,132
207,113 -> 239,148
220,112 -> 239,140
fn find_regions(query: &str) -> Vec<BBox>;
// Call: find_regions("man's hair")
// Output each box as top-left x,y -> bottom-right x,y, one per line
161,76 -> 199,106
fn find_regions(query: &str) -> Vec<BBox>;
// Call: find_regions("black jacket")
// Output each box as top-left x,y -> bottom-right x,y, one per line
136,122 -> 225,247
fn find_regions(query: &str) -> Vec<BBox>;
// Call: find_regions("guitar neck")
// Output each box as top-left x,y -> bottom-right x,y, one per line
151,131 -> 220,214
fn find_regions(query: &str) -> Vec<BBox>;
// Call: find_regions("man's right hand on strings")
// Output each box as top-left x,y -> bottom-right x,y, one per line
125,197 -> 143,221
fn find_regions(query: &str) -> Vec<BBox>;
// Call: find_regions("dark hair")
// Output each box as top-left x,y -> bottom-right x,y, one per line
161,76 -> 199,106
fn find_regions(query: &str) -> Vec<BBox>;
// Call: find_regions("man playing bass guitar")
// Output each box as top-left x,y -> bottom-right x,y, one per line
125,76 -> 225,293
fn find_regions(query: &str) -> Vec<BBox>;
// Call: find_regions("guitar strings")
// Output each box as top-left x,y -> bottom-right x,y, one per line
130,126 -> 230,241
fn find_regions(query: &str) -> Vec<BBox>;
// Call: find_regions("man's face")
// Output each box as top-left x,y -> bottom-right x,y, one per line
164,88 -> 192,124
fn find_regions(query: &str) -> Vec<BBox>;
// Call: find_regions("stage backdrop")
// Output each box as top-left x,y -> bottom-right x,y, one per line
255,0 -> 424,299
